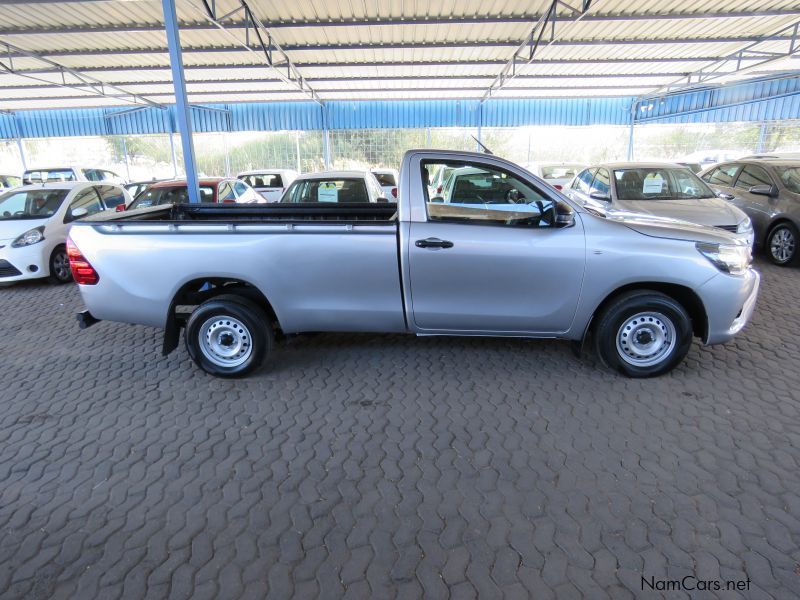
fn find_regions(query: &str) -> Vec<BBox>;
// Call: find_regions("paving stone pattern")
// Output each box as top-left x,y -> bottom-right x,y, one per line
0,258 -> 799,599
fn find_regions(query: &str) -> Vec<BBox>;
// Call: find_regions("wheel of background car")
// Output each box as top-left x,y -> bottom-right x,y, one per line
594,290 -> 693,378
48,245 -> 73,284
766,222 -> 799,266
184,294 -> 273,377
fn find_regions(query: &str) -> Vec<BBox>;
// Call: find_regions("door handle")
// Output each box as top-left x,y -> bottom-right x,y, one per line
415,237 -> 454,249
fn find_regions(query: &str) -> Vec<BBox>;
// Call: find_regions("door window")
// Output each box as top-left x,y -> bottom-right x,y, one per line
97,185 -> 126,208
590,168 -> 610,196
66,188 -> 104,222
423,161 -> 556,228
705,164 -> 739,186
233,181 -> 249,197
573,168 -> 596,194
217,182 -> 236,202
735,165 -> 772,190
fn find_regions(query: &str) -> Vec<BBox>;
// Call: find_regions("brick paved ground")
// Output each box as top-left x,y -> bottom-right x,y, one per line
0,258 -> 799,599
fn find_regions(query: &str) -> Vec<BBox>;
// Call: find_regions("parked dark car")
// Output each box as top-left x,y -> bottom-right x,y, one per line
124,177 -> 258,210
700,160 -> 800,265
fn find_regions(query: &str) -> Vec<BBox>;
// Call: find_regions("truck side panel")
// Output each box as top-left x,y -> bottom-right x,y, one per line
70,223 -> 406,334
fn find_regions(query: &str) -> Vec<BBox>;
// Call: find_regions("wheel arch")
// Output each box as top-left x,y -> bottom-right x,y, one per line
584,282 -> 708,343
764,216 -> 798,244
163,277 -> 280,356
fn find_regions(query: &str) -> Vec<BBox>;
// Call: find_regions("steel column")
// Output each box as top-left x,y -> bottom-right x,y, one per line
322,105 -> 331,169
295,131 -> 301,172
121,136 -> 131,180
161,0 -> 200,202
13,115 -> 27,170
756,123 -> 769,153
627,101 -> 638,160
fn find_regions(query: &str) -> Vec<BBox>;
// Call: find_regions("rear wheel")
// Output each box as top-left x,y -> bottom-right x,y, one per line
765,222 -> 799,266
48,245 -> 72,284
185,295 -> 273,377
594,291 -> 693,378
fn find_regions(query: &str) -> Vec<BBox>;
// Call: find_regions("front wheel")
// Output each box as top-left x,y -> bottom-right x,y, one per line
48,245 -> 73,284
594,291 -> 693,378
185,295 -> 273,377
765,222 -> 798,266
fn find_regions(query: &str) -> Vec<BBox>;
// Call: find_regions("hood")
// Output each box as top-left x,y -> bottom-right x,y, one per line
613,197 -> 744,227
0,219 -> 45,244
584,206 -> 744,246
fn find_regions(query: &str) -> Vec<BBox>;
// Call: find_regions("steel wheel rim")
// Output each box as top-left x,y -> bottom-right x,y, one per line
53,251 -> 71,281
770,228 -> 795,263
198,316 -> 253,368
616,311 -> 677,368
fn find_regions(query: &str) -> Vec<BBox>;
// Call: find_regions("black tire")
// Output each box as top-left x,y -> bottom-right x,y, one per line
765,222 -> 799,266
48,245 -> 73,284
594,290 -> 693,378
184,294 -> 273,378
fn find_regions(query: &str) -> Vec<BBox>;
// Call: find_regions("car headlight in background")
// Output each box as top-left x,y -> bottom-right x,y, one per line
11,226 -> 45,248
736,217 -> 752,235
696,242 -> 751,276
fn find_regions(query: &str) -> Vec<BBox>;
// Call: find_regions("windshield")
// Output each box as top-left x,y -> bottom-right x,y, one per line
540,165 -> 581,180
282,178 -> 370,203
776,167 -> 800,194
613,167 -> 716,200
0,189 -> 69,220
129,185 -> 215,209
23,169 -> 77,184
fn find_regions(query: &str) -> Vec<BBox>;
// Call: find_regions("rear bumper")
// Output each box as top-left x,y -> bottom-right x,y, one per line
702,268 -> 760,345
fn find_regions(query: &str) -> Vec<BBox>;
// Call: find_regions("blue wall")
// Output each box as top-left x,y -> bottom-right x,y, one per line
1,76 -> 798,139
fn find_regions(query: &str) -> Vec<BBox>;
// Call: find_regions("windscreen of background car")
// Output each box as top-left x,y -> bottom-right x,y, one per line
240,174 -> 282,188
0,189 -> 69,220
540,165 -> 580,180
613,168 -> 716,200
23,169 -> 77,184
777,167 -> 800,194
283,179 -> 370,203
128,185 -> 214,209
373,172 -> 397,186
0,176 -> 21,189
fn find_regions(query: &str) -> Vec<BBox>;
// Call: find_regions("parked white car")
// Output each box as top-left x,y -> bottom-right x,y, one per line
0,182 -> 131,284
237,169 -> 298,203
523,162 -> 585,191
281,171 -> 389,203
371,168 -> 399,200
23,167 -> 126,185
1,174 -> 22,191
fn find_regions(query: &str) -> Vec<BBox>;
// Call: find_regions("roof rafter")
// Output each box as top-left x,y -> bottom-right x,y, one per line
190,0 -> 322,105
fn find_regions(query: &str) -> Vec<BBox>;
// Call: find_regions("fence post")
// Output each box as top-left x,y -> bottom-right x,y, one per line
295,131 -> 301,173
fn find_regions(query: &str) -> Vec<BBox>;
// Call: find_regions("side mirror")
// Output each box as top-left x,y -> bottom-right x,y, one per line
749,184 -> 777,197
589,191 -> 611,202
716,190 -> 734,200
70,207 -> 89,219
554,201 -> 575,228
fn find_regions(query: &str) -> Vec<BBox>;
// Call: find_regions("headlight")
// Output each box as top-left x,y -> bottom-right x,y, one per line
696,242 -> 751,276
11,226 -> 45,247
736,217 -> 752,234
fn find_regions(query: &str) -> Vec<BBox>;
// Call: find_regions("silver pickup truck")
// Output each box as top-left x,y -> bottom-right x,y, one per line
69,150 -> 760,379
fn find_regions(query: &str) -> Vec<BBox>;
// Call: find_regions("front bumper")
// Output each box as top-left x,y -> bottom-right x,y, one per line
701,268 -> 760,345
0,242 -> 48,282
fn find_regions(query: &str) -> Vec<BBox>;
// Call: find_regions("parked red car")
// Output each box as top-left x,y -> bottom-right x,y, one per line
122,177 -> 259,210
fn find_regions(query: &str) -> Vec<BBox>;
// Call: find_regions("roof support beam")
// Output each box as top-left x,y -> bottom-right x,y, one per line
1,10 -> 799,36
640,17 -> 800,98
192,0 -> 322,105
0,39 -> 163,108
482,0 -> 596,102
8,35 -> 800,59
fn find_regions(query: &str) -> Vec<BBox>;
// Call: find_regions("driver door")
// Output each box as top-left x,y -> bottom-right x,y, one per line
408,158 -> 586,334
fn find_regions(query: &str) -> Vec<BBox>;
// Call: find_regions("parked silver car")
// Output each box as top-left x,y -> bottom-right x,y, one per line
69,150 -> 759,379
566,162 -> 754,245
700,159 -> 800,265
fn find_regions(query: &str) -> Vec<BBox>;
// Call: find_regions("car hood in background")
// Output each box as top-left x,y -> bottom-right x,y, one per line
613,197 -> 743,226
0,219 -> 47,244
584,206 -> 743,245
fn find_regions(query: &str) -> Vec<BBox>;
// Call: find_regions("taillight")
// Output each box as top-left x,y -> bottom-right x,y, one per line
115,203 -> 126,212
554,184 -> 563,190
391,187 -> 398,198
66,237 -> 99,285
222,199 -> 236,204
436,185 -> 442,193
